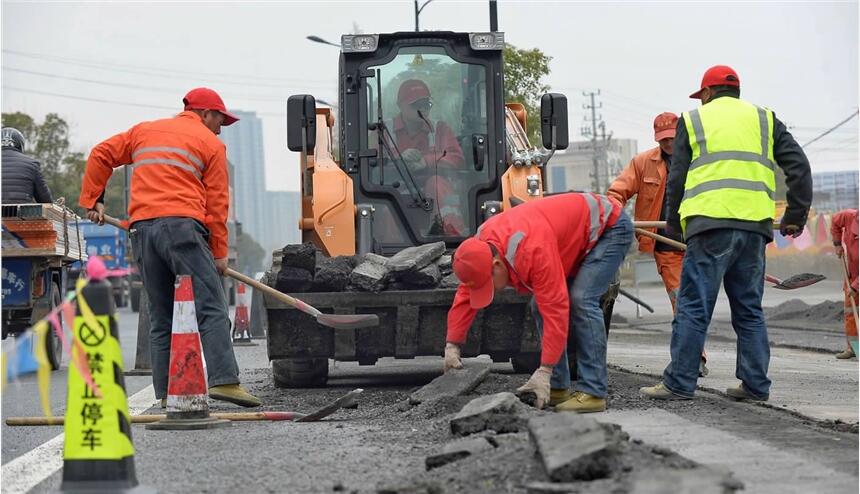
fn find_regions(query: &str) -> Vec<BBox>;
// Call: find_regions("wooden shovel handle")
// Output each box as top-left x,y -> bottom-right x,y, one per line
634,228 -> 687,251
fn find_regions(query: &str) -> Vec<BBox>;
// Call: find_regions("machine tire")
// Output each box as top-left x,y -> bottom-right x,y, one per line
32,282 -> 63,370
130,285 -> 141,313
510,353 -> 540,374
272,358 -> 329,388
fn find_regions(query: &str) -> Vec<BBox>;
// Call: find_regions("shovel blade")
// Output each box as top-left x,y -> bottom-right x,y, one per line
773,273 -> 826,290
316,313 -> 379,330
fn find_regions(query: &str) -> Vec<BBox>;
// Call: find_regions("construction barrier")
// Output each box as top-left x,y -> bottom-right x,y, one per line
60,278 -> 155,493
146,275 -> 230,431
231,283 -> 256,347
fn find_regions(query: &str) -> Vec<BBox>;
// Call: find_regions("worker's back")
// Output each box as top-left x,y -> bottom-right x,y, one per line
1,147 -> 53,204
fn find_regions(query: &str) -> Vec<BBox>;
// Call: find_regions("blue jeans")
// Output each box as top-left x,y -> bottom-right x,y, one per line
662,228 -> 771,398
131,217 -> 240,399
532,211 -> 633,398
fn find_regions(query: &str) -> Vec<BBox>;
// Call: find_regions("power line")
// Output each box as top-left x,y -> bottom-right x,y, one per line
1,85 -> 286,117
802,110 -> 859,148
2,49 -> 337,90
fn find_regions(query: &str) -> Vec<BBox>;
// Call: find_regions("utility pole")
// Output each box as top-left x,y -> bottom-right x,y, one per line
582,90 -> 605,192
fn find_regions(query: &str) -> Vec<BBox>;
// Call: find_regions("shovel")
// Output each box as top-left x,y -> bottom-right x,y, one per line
633,227 -> 825,291
102,215 -> 379,330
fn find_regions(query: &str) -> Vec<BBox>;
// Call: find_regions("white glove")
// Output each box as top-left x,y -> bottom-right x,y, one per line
516,366 -> 551,409
443,343 -> 463,372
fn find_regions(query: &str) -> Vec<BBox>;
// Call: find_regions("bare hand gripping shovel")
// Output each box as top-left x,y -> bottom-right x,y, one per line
103,215 -> 379,330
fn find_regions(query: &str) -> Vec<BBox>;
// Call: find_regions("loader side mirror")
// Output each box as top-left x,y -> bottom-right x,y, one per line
540,93 -> 569,150
287,95 -> 317,154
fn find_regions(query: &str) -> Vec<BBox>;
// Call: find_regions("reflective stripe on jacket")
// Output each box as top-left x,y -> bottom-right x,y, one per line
679,97 -> 776,235
79,111 -> 230,258
446,192 -> 622,366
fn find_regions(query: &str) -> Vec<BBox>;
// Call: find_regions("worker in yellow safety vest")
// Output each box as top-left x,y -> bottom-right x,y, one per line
641,65 -> 812,402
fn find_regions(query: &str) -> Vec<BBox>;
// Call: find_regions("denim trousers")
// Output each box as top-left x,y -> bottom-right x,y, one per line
532,211 -> 633,398
662,228 -> 771,398
130,217 -> 239,399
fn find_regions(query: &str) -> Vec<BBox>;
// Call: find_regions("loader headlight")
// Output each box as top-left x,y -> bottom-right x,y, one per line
342,35 -> 379,53
469,32 -> 504,50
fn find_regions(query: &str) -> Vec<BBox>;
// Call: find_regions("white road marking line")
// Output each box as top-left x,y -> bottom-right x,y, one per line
1,384 -> 155,494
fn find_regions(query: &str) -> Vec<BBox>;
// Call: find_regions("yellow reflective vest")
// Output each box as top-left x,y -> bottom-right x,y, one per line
678,97 -> 776,233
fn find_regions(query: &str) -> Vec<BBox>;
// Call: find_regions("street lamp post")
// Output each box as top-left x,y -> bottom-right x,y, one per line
414,0 -> 434,31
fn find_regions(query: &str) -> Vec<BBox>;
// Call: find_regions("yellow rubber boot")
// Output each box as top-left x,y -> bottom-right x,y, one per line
209,384 -> 261,408
555,392 -> 606,413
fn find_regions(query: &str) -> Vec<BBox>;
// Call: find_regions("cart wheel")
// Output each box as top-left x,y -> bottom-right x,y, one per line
32,282 -> 63,370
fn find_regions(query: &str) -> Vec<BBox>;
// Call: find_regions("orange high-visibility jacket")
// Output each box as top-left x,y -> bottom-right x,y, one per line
79,111 -> 230,258
606,146 -> 668,253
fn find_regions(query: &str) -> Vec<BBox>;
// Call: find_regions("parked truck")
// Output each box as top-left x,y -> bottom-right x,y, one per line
67,220 -> 130,308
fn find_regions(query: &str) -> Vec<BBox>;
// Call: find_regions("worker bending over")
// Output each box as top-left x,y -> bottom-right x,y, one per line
79,88 -> 260,408
607,112 -> 709,377
832,208 -> 858,360
443,192 -> 633,413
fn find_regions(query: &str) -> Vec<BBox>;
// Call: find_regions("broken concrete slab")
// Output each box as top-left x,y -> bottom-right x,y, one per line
408,364 -> 491,406
275,266 -> 314,293
280,242 -> 319,273
450,392 -> 528,436
349,253 -> 391,292
528,413 -> 621,482
524,482 -> 582,494
387,241 -> 446,273
397,263 -> 441,288
425,437 -> 496,470
630,466 -> 744,494
313,255 -> 357,292
439,272 -> 460,289
435,254 -> 452,274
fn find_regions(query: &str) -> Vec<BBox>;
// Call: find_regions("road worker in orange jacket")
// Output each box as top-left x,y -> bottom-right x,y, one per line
79,88 -> 260,407
831,208 -> 858,359
607,112 -> 708,377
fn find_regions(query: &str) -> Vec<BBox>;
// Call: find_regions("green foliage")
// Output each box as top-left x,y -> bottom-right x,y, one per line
1,111 -> 127,218
503,44 -> 552,144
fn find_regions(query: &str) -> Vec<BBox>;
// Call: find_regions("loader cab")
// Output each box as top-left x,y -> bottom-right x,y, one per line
339,32 -> 506,255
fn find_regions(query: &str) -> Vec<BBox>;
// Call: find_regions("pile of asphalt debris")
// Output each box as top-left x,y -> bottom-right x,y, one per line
765,298 -> 844,324
265,241 -> 459,294
376,366 -> 744,494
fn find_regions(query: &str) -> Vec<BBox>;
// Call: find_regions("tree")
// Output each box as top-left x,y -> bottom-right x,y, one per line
1,111 -> 127,218
503,44 -> 552,144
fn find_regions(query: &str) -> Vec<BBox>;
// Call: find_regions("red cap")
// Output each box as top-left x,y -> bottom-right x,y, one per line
689,65 -> 740,99
183,87 -> 240,126
397,79 -> 431,105
653,112 -> 679,141
453,237 -> 495,309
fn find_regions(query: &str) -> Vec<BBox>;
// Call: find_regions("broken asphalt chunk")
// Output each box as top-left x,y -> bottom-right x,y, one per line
450,392 -> 528,436
528,413 -> 622,482
408,364 -> 490,406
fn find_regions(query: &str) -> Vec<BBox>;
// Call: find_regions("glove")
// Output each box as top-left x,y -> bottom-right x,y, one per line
779,219 -> 804,238
443,343 -> 463,372
516,366 -> 551,409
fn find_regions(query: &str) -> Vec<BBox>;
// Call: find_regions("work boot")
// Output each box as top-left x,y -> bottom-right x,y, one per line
639,382 -> 691,401
549,388 -> 573,407
699,357 -> 709,377
725,384 -> 768,402
555,391 -> 606,413
835,347 -> 856,359
209,384 -> 261,407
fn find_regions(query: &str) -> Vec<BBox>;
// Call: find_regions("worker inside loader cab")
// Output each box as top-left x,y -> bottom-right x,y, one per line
386,79 -> 466,236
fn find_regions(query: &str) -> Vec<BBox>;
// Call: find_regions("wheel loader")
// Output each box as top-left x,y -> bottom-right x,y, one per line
265,29 -> 618,387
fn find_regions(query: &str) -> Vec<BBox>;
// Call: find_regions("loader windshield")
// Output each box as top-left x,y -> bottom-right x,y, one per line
366,46 -> 489,241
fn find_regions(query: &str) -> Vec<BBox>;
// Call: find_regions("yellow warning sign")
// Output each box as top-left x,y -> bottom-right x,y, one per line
63,314 -> 134,460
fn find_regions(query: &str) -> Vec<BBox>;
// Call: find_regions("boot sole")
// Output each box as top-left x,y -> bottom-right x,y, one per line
209,393 -> 261,408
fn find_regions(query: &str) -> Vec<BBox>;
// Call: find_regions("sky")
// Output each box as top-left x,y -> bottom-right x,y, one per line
2,0 -> 858,193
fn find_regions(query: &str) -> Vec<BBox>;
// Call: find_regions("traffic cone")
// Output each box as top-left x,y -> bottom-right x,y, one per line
145,275 -> 230,430
231,283 -> 256,346
60,278 -> 155,493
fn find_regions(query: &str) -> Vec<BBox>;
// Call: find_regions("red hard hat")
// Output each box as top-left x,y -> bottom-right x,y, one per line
653,112 -> 679,141
183,88 -> 240,126
397,79 -> 431,105
453,237 -> 495,309
689,65 -> 740,99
